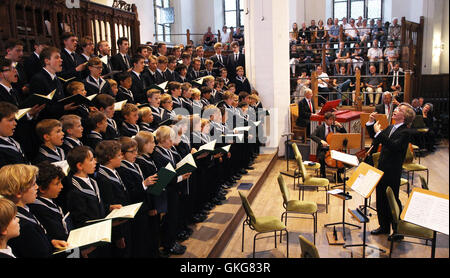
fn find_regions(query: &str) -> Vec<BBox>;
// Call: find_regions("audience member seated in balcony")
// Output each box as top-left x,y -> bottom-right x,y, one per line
296,88 -> 315,136
350,42 -> 365,73
232,27 -> 245,49
324,42 -> 336,74
387,62 -> 404,93
342,17 -> 351,34
329,18 -> 341,43
384,40 -> 400,73
367,39 -> 384,74
315,20 -> 327,46
375,91 -> 397,116
389,17 -> 402,43
298,23 -> 311,44
325,18 -> 333,33
302,44 -> 315,74
294,70 -> 311,103
335,41 -> 352,74
364,65 -> 383,106
344,18 -> 360,46
358,19 -> 371,45
368,18 -> 376,34
372,19 -> 387,46
332,66 -> 353,102
290,23 -> 299,45
220,26 -> 231,50
356,16 -> 363,27
203,27 -> 216,51
290,45 -> 300,77
316,65 -> 330,106
308,20 -> 318,43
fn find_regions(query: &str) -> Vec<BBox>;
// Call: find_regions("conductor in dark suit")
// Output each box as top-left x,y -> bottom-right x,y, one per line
366,103 -> 416,237
296,89 -> 315,136
310,112 -> 346,180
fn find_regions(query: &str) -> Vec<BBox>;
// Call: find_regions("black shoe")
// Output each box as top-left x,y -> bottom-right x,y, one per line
216,194 -> 226,201
233,175 -> 242,180
239,169 -> 248,175
177,231 -> 190,242
166,242 -> 186,255
212,197 -> 223,205
204,202 -> 215,210
370,227 -> 390,235
184,227 -> 193,236
388,234 -> 404,241
158,249 -> 170,258
245,166 -> 255,170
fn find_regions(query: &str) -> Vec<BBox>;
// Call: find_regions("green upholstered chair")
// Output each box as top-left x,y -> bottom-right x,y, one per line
278,174 -> 318,244
386,187 -> 434,258
294,152 -> 330,213
402,144 -> 429,197
238,191 -> 289,258
298,235 -> 320,258
291,143 -> 321,177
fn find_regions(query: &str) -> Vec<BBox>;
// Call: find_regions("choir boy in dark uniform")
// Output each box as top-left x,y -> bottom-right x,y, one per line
29,162 -> 70,242
233,66 -> 251,94
180,82 -> 193,115
191,88 -> 204,114
64,81 -> 91,120
83,111 -> 108,151
92,94 -> 120,140
152,126 -> 191,256
202,59 -> 216,78
66,146 -> 110,257
0,164 -> 68,258
34,119 -> 66,164
111,37 -> 132,72
138,107 -> 154,133
165,55 -> 178,82
116,72 -> 135,104
175,63 -> 189,83
200,86 -> 212,107
188,58 -> 204,82
155,55 -> 169,85
83,57 -> 113,96
203,76 -> 221,105
0,102 -> 29,168
95,140 -> 132,258
59,32 -> 86,81
211,43 -> 227,76
77,36 -> 95,80
134,131 -> 164,258
0,197 -> 20,258
130,55 -> 148,104
168,81 -> 183,110
116,137 -> 158,257
144,56 -> 158,87
147,89 -> 165,130
120,103 -> 140,137
60,114 -> 84,155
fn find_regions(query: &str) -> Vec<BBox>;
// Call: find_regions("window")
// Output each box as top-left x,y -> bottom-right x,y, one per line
224,0 -> 244,27
333,0 -> 383,21
154,0 -> 172,43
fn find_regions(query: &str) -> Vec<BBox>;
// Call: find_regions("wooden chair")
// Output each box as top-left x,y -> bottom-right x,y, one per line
290,103 -> 307,142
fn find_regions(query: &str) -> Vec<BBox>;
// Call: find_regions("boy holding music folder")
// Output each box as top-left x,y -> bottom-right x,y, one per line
116,137 -> 159,257
0,164 -> 69,257
152,126 -> 192,256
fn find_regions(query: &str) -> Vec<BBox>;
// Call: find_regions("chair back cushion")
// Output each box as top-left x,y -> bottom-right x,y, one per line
299,235 -> 320,258
238,191 -> 256,225
386,187 -> 400,226
295,154 -> 310,180
278,174 -> 290,204
291,142 -> 300,158
404,143 -> 414,164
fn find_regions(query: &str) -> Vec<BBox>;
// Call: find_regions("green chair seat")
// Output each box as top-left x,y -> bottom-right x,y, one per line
402,163 -> 428,171
286,200 -> 318,214
398,220 -> 434,239
299,235 -> 320,258
305,163 -> 321,170
253,216 -> 286,233
304,177 -> 330,187
400,178 -> 408,185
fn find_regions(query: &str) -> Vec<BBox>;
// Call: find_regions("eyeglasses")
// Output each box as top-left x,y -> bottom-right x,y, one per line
1,66 -> 16,72
125,149 -> 138,153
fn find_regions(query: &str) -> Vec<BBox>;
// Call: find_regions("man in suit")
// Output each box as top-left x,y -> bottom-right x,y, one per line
4,39 -> 29,103
195,46 -> 207,71
296,88 -> 315,136
59,32 -> 86,81
145,56 -> 158,86
210,43 -> 227,76
24,39 -> 50,84
387,62 -> 405,93
226,41 -> 245,80
310,112 -> 347,180
366,103 -> 416,238
165,55 -> 178,82
375,91 -> 398,118
130,55 -> 148,104
188,58 -> 204,82
97,40 -> 113,77
155,56 -> 168,84
111,37 -> 132,72
155,42 -> 168,57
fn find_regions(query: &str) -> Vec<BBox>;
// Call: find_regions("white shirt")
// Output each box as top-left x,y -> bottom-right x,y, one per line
318,72 -> 329,88
78,176 -> 96,193
368,47 -> 383,60
43,68 -> 57,81
221,31 -> 229,44
0,246 -> 16,258
0,82 -> 12,93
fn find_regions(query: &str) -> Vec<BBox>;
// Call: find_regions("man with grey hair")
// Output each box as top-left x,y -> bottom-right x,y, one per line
389,17 -> 401,42
375,91 -> 397,116
366,102 -> 415,239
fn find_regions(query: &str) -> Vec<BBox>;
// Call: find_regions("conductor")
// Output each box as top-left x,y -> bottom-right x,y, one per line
366,103 -> 416,238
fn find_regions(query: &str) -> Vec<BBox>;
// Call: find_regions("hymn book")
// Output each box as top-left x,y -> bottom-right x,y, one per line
15,108 -> 31,120
86,203 -> 143,223
58,93 -> 97,106
148,162 -> 176,196
52,160 -> 70,176
114,100 -> 128,111
20,89 -> 56,108
176,153 -> 197,175
54,219 -> 112,254
193,140 -> 216,158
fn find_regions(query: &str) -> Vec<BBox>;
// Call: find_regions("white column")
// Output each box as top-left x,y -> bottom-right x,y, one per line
244,0 -> 290,156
